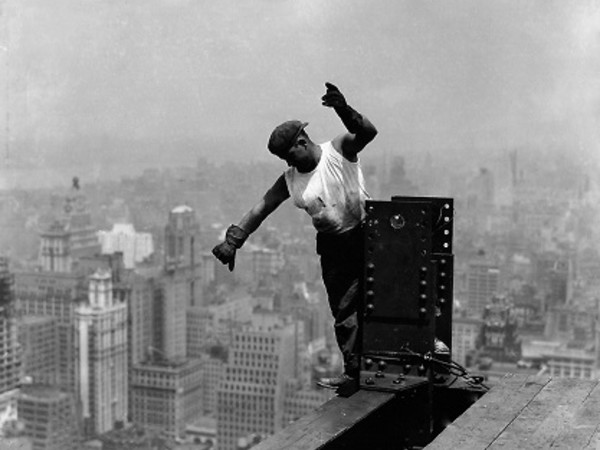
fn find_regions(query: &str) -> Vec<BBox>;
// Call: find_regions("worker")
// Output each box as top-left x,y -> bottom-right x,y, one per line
212,82 -> 377,390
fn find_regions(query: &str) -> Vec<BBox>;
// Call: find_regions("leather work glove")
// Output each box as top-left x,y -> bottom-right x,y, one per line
321,82 -> 364,134
321,82 -> 348,109
212,224 -> 249,272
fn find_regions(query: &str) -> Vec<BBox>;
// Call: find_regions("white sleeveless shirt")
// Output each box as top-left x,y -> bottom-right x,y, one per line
284,141 -> 370,234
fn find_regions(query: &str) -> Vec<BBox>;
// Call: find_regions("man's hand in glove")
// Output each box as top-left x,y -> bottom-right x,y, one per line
320,82 -> 366,134
322,82 -> 377,157
321,82 -> 347,109
212,224 -> 249,272
212,241 -> 237,271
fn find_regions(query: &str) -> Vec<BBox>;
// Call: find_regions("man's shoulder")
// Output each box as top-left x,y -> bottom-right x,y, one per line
328,136 -> 359,163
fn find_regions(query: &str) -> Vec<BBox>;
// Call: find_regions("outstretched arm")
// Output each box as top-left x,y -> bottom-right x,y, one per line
238,174 -> 290,234
212,175 -> 290,270
322,82 -> 378,161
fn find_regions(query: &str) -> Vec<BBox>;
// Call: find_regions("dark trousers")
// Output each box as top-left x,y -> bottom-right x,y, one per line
316,225 -> 363,377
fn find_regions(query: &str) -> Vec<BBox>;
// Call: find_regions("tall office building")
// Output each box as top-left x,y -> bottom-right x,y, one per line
75,269 -> 128,437
18,385 -> 78,450
466,261 -> 500,317
164,205 -> 200,273
153,206 -> 204,361
130,358 -> 203,441
15,271 -> 85,392
0,258 -> 21,423
18,316 -> 59,386
197,349 -> 228,418
217,317 -> 303,450
127,271 -> 157,367
154,271 -> 190,361
98,223 -> 154,269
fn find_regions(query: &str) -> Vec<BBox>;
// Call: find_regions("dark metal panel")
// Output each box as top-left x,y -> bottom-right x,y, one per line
362,200 -> 436,359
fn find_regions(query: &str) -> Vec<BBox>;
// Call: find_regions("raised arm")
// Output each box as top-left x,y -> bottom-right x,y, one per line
321,82 -> 378,161
212,174 -> 290,271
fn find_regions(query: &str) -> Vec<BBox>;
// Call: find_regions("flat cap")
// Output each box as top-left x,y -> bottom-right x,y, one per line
267,120 -> 308,156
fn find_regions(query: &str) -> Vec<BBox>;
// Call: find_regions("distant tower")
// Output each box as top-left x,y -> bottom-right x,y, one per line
75,269 -> 128,437
154,206 -> 203,360
39,177 -> 101,272
164,205 -> 199,272
39,221 -> 72,273
466,168 -> 495,210
64,177 -> 101,260
466,257 -> 500,317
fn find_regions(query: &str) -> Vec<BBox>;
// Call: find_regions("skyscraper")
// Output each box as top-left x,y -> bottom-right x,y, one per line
466,261 -> 500,317
16,270 -> 85,392
217,316 -> 302,450
0,258 -> 21,424
75,269 -> 128,436
155,206 -> 204,361
164,205 -> 200,274
18,316 -> 59,386
130,358 -> 203,441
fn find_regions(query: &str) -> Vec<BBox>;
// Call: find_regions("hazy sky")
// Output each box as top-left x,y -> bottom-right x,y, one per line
1,0 -> 599,188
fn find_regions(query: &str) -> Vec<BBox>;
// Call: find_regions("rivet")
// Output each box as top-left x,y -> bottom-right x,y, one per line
403,364 -> 412,374
378,360 -> 387,371
418,364 -> 426,376
365,377 -> 375,385
393,376 -> 405,385
375,371 -> 385,379
364,358 -> 373,369
420,307 -> 427,315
